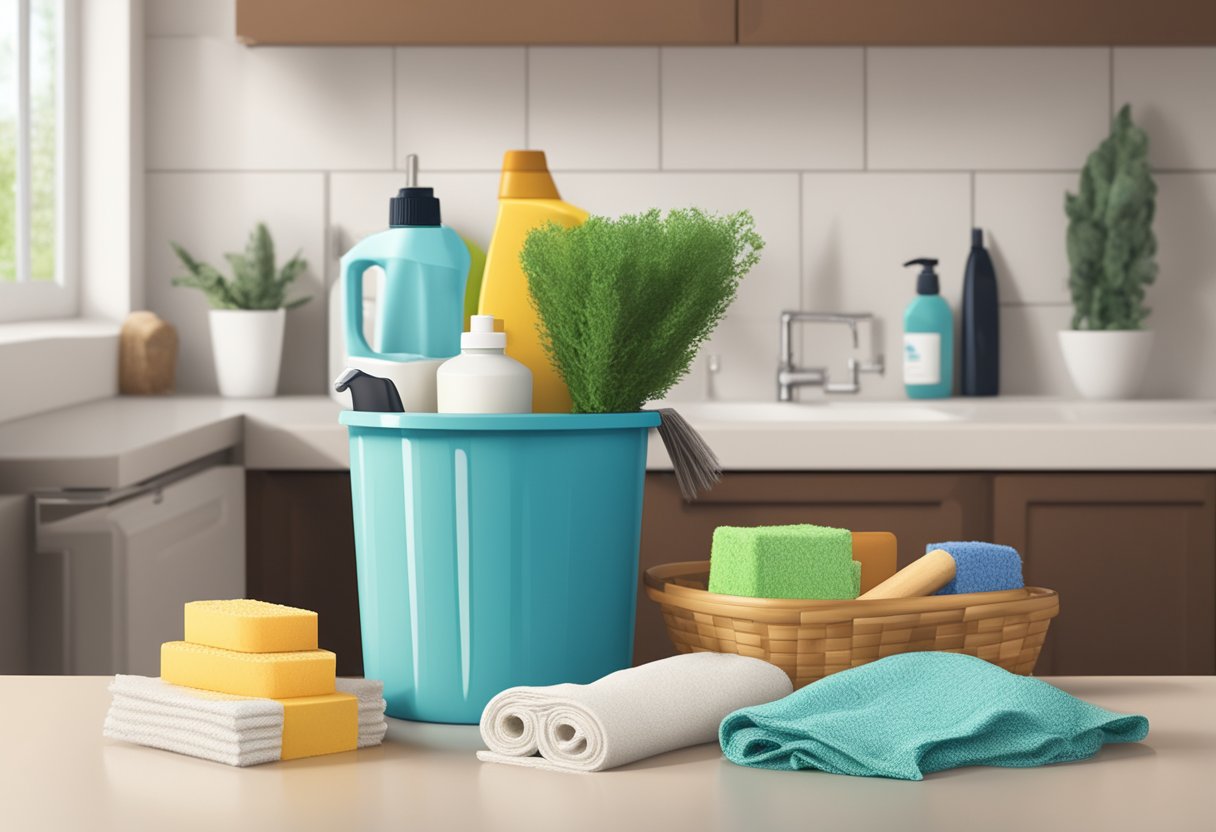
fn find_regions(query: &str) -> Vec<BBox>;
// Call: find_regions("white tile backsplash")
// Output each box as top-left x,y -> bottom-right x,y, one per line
145,173 -> 327,394
528,48 -> 660,170
1142,174 -> 1216,398
661,47 -> 863,171
801,173 -> 972,399
146,39 -> 393,170
1000,305 -> 1076,396
974,173 -> 1077,305
1114,48 -> 1216,171
145,0 -> 234,37
143,23 -> 1216,399
396,48 -> 526,171
868,49 -> 1110,171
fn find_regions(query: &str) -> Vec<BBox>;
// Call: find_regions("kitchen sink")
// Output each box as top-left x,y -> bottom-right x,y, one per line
659,401 -> 964,423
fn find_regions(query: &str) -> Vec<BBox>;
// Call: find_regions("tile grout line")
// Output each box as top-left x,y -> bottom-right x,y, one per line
970,171 -> 976,228
391,48 -> 398,169
861,47 -> 868,171
148,167 -> 1159,176
523,47 -> 530,149
1108,46 -> 1115,120
657,47 -> 664,171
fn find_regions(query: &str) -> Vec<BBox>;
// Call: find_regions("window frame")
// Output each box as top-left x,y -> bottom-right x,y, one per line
0,0 -> 78,323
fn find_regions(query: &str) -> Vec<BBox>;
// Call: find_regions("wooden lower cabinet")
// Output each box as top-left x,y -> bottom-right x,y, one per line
244,469 -> 1216,678
994,474 -> 1216,675
636,471 -> 993,664
246,471 -> 363,676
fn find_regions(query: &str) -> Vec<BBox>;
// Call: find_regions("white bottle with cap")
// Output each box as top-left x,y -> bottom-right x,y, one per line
436,315 -> 533,414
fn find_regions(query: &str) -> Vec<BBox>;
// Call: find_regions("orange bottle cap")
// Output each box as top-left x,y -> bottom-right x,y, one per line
499,150 -> 560,200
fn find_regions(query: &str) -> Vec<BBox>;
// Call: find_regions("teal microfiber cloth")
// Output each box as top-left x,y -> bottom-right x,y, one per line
708,524 -> 859,600
719,652 -> 1148,780
929,541 -> 1024,595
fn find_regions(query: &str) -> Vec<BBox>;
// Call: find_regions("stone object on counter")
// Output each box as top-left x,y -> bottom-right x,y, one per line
119,311 -> 178,395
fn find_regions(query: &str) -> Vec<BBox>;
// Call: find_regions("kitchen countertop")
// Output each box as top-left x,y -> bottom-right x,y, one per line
2,395 -> 1216,491
0,675 -> 1211,832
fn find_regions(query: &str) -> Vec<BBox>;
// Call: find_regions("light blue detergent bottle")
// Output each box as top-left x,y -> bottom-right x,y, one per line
340,184 -> 470,410
900,258 -> 953,399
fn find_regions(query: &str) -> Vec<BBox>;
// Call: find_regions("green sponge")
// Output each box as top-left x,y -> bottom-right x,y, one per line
708,524 -> 860,600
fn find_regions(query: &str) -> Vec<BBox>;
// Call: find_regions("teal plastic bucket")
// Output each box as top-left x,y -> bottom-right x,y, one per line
341,409 -> 661,724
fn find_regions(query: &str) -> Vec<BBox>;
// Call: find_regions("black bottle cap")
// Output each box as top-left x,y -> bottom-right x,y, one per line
903,258 -> 940,295
972,228 -> 984,247
389,187 -> 441,228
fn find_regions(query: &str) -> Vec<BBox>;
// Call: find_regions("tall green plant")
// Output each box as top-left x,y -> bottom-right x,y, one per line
521,208 -> 763,413
172,223 -> 310,310
1064,104 -> 1158,330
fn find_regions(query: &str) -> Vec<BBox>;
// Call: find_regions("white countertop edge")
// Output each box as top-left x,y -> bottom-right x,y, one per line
3,396 -> 1216,492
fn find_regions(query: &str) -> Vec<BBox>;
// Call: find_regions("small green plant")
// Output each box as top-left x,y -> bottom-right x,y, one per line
1064,104 -> 1158,330
171,223 -> 311,310
521,208 -> 763,413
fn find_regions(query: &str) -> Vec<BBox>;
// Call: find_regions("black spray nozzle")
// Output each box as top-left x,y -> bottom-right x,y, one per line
971,228 -> 984,247
902,258 -> 940,296
334,368 -> 405,413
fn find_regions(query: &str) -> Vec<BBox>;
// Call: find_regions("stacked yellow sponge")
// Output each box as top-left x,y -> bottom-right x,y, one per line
161,600 -> 356,761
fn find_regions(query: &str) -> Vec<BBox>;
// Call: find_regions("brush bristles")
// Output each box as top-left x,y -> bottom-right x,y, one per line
656,408 -> 721,501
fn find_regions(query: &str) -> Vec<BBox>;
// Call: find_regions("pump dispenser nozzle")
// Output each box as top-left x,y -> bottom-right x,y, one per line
334,368 -> 405,413
903,258 -> 941,295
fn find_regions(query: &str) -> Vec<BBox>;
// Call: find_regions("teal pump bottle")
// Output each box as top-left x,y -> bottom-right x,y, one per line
901,258 -> 953,399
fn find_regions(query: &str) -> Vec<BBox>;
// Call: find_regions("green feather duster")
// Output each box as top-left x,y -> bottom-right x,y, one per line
520,208 -> 763,414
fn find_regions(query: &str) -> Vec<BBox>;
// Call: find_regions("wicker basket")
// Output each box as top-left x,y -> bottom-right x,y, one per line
644,561 -> 1059,688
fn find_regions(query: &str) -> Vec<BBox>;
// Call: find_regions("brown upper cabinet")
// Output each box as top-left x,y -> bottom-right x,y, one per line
236,0 -> 736,46
738,0 -> 1216,45
239,0 -> 1216,46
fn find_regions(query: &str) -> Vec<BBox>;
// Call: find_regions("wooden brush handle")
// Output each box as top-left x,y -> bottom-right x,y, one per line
858,548 -> 956,600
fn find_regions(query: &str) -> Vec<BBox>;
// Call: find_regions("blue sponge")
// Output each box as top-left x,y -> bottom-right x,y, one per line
928,541 -> 1024,595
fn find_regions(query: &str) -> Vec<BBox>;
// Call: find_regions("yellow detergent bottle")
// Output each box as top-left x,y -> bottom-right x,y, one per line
478,150 -> 588,413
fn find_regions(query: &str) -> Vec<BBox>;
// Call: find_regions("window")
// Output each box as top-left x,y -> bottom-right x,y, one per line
0,0 -> 74,322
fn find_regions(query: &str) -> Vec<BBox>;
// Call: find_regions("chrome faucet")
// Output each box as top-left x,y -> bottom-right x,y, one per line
777,311 -> 885,401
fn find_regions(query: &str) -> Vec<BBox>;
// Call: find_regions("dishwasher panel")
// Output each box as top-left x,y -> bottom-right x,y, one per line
32,464 -> 245,675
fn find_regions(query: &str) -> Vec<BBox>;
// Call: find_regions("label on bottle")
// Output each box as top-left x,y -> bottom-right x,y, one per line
903,333 -> 941,386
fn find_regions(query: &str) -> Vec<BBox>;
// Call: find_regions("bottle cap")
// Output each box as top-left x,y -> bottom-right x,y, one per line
498,150 -> 560,200
462,315 -> 507,350
389,187 -> 441,227
902,258 -> 941,295
972,228 -> 984,247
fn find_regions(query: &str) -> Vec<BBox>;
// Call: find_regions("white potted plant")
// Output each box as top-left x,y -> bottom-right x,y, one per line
171,223 -> 311,398
1060,105 -> 1158,400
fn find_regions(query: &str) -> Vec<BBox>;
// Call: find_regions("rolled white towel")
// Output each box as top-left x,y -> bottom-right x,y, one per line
477,653 -> 792,773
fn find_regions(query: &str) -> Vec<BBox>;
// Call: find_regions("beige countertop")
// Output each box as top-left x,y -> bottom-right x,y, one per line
2,395 -> 1216,491
0,675 -> 1211,832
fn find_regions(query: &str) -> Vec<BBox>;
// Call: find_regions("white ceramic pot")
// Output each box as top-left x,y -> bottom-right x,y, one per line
209,308 -> 286,398
1058,329 -> 1154,400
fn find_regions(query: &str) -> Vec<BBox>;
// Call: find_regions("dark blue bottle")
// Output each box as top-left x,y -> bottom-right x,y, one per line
961,228 -> 999,396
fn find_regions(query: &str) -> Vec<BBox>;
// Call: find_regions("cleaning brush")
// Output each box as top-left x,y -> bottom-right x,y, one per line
656,408 -> 721,500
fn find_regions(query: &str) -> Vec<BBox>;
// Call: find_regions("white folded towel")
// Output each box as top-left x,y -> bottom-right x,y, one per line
477,653 -> 793,773
104,675 -> 388,766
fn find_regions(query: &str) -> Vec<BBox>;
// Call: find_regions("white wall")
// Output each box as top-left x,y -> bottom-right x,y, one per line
143,1 -> 1216,400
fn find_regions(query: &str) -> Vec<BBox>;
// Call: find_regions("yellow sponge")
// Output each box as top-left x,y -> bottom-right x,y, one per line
279,693 -> 359,760
184,599 -> 318,653
161,641 -> 335,699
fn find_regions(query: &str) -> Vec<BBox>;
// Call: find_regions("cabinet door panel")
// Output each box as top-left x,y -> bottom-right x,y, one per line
238,0 -> 736,45
637,471 -> 992,664
246,472 -> 363,676
994,474 -> 1216,675
739,0 -> 1216,45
